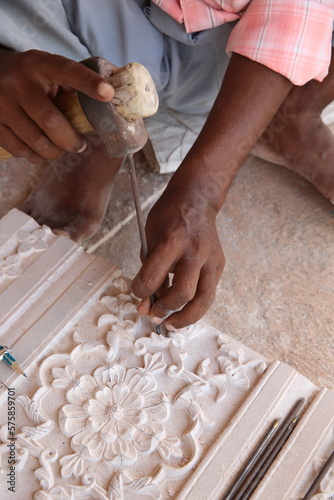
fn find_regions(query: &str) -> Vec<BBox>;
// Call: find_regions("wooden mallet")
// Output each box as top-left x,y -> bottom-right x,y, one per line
0,56 -> 159,160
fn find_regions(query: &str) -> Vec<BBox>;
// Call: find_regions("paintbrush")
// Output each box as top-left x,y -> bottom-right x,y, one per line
240,415 -> 300,500
221,418 -> 281,500
302,449 -> 334,500
0,345 -> 27,377
222,398 -> 304,500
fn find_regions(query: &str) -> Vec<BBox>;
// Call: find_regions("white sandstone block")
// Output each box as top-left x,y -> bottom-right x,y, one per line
0,209 -> 332,500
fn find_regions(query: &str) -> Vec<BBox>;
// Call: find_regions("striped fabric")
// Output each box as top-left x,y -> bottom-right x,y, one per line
152,0 -> 334,84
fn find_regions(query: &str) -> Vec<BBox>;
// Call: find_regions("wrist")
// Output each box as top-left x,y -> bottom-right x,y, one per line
168,151 -> 237,213
163,166 -> 226,218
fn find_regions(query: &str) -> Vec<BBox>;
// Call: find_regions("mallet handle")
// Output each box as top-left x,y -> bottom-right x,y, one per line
0,61 -> 158,160
0,91 -> 93,160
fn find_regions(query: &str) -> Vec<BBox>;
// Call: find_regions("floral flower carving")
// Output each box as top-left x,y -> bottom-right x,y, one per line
0,254 -> 21,282
17,228 -> 49,255
60,364 -> 169,468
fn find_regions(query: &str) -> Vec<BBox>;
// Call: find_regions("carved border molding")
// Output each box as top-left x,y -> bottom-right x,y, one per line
0,210 -> 332,500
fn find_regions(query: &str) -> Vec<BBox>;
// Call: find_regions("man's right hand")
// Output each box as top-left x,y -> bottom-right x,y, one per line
0,49 -> 114,163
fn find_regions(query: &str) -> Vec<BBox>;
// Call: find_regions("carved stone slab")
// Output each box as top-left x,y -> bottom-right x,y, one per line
0,209 -> 333,499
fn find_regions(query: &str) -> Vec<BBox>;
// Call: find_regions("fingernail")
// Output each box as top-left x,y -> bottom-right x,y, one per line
152,316 -> 163,325
165,323 -> 175,331
98,82 -> 114,99
137,306 -> 145,315
137,301 -> 146,313
76,142 -> 87,153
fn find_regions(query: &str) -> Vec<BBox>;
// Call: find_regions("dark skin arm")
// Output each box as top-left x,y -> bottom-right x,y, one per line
0,47 -> 291,330
0,48 -> 114,163
132,53 -> 292,330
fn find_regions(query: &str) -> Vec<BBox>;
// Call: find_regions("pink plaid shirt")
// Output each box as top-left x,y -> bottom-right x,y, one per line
152,0 -> 334,85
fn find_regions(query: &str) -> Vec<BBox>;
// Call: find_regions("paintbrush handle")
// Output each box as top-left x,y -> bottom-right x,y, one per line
226,398 -> 304,500
222,419 -> 281,500
303,450 -> 334,500
241,417 -> 299,500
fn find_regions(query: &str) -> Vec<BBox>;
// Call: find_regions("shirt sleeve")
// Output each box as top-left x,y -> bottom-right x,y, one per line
226,0 -> 334,85
0,1 -> 90,61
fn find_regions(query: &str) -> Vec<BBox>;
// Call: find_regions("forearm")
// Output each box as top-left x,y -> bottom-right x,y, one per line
167,53 -> 292,211
134,55 -> 291,327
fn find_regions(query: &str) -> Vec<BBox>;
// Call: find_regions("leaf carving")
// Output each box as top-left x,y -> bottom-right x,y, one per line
143,352 -> 166,374
122,473 -> 160,499
17,395 -> 43,424
158,437 -> 183,460
59,453 -> 85,479
21,420 -> 54,438
108,472 -> 123,499
174,380 -> 208,402
35,448 -> 58,491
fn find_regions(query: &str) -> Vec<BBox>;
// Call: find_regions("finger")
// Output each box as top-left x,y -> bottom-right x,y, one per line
0,124 -> 45,163
6,104 -> 67,159
165,266 -> 218,330
38,53 -> 114,102
137,297 -> 151,316
22,87 -> 87,153
149,259 -> 201,321
132,245 -> 178,299
137,274 -> 170,314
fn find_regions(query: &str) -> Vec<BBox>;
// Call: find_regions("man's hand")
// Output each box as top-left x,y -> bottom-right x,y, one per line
0,49 -> 114,163
132,185 -> 225,330
132,53 -> 292,329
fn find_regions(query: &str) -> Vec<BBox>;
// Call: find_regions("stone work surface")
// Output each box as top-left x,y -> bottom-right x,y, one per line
0,160 -> 45,219
0,209 -> 333,499
0,140 -> 333,393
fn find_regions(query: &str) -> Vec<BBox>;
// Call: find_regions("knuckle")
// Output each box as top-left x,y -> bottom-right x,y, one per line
0,51 -> 40,88
33,134 -> 52,153
57,57 -> 93,84
198,291 -> 216,308
18,50 -> 46,74
153,303 -> 171,318
39,106 -> 62,129
24,49 -> 43,60
23,49 -> 42,64
2,69 -> 24,92
173,289 -> 193,305
30,134 -> 62,160
169,311 -> 195,329
13,144 -> 32,159
132,275 -> 155,297
57,56 -> 77,76
11,143 -> 37,161
185,251 -> 202,265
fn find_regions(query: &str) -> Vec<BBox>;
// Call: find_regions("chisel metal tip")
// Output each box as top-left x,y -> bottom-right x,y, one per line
155,323 -> 161,335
